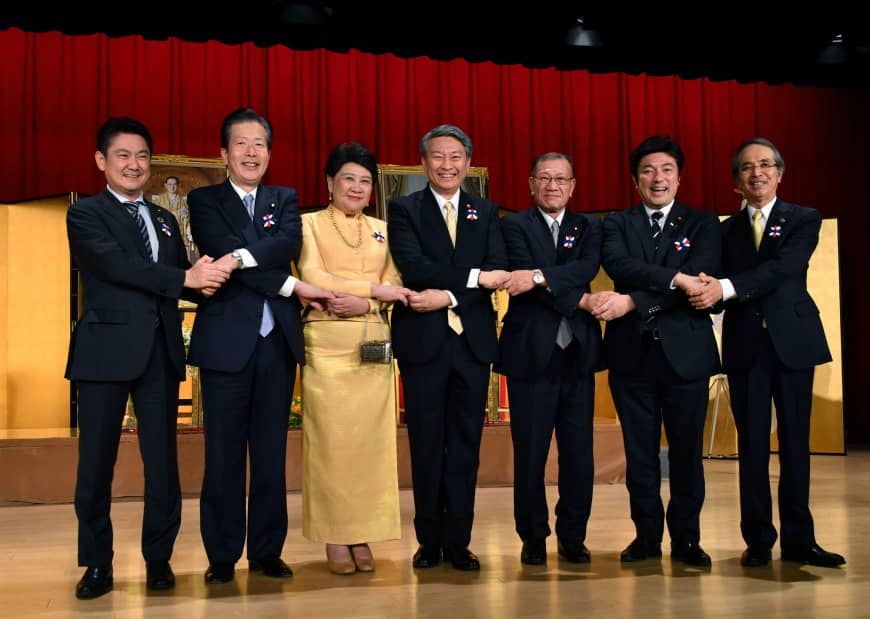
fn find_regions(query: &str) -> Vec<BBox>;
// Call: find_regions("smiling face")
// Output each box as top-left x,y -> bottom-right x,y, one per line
634,152 -> 680,210
530,157 -> 575,216
327,162 -> 373,215
94,132 -> 151,201
422,136 -> 469,199
221,120 -> 271,192
735,143 -> 782,208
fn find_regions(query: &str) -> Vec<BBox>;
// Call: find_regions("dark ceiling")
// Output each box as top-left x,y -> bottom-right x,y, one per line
3,3 -> 869,88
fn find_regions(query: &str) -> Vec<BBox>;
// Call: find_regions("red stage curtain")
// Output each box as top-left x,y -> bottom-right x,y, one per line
1,28 -> 868,443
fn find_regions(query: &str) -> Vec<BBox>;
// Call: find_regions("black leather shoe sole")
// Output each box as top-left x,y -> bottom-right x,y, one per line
782,545 -> 846,568
558,540 -> 591,564
75,566 -> 113,600
205,563 -> 235,584
442,546 -> 480,571
741,547 -> 772,567
249,558 -> 293,578
146,561 -> 175,590
521,540 -> 547,565
412,545 -> 442,568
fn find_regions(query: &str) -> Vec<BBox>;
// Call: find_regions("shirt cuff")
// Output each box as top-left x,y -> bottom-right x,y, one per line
445,290 -> 458,308
720,278 -> 737,301
236,248 -> 257,268
279,275 -> 297,297
467,268 -> 480,288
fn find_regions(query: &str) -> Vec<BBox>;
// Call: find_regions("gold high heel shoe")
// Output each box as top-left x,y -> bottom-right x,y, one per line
326,544 -> 356,575
349,543 -> 375,572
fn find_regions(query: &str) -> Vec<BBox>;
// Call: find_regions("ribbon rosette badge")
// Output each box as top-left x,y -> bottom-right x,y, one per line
562,235 -> 576,248
465,205 -> 479,221
768,225 -> 782,238
372,230 -> 385,242
159,223 -> 172,237
262,213 -> 276,228
673,237 -> 691,251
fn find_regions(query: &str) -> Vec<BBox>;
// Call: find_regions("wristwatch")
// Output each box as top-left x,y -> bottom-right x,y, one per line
231,250 -> 244,269
532,269 -> 545,286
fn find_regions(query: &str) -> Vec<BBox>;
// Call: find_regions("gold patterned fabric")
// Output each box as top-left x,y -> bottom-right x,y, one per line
752,209 -> 765,250
297,208 -> 402,543
442,201 -> 464,334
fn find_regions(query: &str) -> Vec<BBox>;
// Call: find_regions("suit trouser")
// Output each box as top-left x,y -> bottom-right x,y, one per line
399,332 -> 490,547
199,327 -> 294,564
507,341 -> 594,542
609,337 -> 708,547
75,330 -> 181,567
727,331 -> 815,550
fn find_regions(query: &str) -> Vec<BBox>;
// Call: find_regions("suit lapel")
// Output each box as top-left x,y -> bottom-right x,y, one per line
217,180 -> 258,244
629,205 -> 656,262
421,186 -> 455,253
145,202 -> 172,263
556,211 -> 585,263
758,199 -> 792,256
252,185 -> 279,237
657,202 -> 686,265
531,207 -> 558,262
100,190 -> 149,260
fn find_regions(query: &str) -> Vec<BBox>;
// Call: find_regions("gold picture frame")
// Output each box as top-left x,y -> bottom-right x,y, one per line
376,164 -> 489,220
148,154 -> 227,263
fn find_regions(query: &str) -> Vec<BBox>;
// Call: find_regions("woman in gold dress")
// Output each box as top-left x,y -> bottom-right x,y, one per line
297,142 -> 410,574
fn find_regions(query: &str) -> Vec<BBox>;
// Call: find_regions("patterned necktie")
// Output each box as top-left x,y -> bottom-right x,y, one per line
550,220 -> 572,348
650,211 -> 664,253
444,201 -> 457,246
443,201 -> 463,334
243,193 -> 255,220
242,193 -> 274,336
123,201 -> 155,261
752,209 -> 764,250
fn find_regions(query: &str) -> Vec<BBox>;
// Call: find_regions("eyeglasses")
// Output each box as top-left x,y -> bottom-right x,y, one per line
739,161 -> 778,173
533,176 -> 574,186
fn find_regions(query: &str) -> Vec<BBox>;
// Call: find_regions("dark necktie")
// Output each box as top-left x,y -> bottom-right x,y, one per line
123,201 -> 154,261
650,211 -> 663,252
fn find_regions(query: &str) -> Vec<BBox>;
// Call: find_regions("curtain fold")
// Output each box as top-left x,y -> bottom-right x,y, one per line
1,27 -> 868,441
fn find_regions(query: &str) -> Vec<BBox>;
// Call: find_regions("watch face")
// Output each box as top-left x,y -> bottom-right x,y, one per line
533,271 -> 544,284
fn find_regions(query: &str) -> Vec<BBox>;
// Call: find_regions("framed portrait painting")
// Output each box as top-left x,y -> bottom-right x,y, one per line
147,154 -> 227,262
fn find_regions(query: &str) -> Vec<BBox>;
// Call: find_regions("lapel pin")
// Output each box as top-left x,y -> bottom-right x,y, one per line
262,213 -> 276,228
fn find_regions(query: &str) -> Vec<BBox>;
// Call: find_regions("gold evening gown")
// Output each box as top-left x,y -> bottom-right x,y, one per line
297,207 -> 402,544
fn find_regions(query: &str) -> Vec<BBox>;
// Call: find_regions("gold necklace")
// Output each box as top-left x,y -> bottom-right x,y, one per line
327,204 -> 363,249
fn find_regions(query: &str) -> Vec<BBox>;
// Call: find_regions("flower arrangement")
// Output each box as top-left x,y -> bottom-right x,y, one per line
289,395 -> 303,428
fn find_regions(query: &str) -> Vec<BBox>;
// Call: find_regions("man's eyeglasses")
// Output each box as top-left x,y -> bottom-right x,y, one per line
533,176 -> 574,186
739,161 -> 778,173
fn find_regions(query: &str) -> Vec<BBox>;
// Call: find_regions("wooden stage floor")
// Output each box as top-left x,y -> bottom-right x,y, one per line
0,451 -> 867,618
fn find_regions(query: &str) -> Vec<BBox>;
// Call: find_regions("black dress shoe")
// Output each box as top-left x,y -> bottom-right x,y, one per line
75,565 -> 113,599
781,543 -> 846,567
204,563 -> 235,584
442,545 -> 480,571
672,542 -> 712,567
620,538 -> 662,563
557,538 -> 591,564
146,560 -> 175,590
249,556 -> 293,578
412,544 -> 442,568
741,546 -> 772,567
521,538 -> 547,565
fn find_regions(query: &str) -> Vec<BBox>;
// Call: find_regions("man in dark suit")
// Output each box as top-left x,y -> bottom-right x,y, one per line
596,135 -> 721,567
387,124 -> 508,571
66,117 -> 231,599
496,152 -> 608,566
188,108 -> 332,584
687,137 -> 844,568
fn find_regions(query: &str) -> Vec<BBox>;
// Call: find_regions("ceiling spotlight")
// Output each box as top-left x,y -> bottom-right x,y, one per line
817,33 -> 847,65
564,17 -> 603,47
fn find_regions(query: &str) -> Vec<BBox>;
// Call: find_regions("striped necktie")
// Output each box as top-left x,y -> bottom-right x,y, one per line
123,201 -> 154,261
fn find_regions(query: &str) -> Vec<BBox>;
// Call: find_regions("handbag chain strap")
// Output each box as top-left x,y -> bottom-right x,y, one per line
361,304 -> 390,341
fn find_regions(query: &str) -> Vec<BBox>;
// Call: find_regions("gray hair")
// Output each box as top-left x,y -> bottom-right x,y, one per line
731,137 -> 785,179
420,124 -> 473,159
